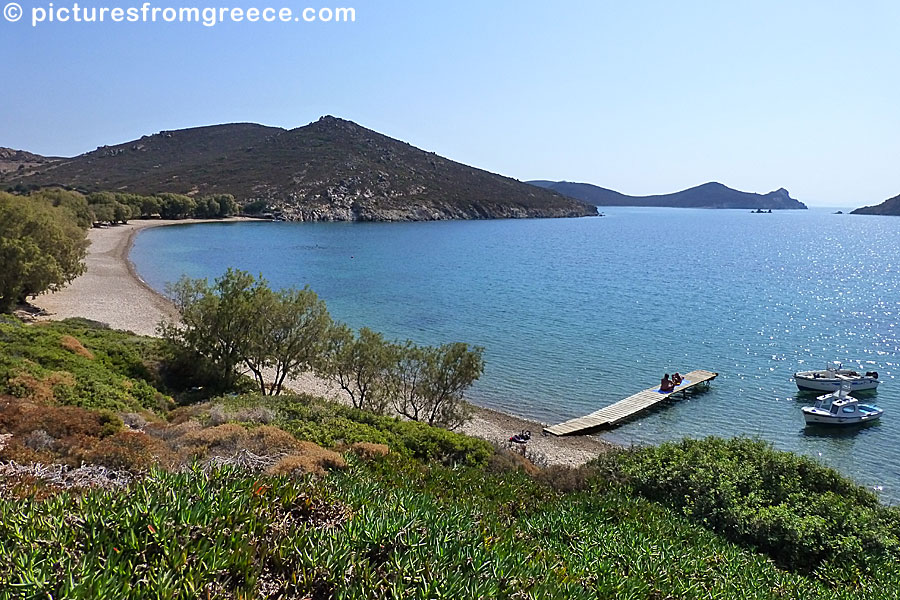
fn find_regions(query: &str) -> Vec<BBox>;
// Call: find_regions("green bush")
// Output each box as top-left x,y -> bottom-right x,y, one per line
280,395 -> 492,466
0,318 -> 172,412
209,392 -> 492,467
594,437 -> 900,579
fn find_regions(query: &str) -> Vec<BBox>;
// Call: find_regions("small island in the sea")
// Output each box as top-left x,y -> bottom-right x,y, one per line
0,116 -> 597,222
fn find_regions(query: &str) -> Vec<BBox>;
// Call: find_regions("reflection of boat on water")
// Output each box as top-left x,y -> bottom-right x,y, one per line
793,362 -> 880,392
801,386 -> 883,426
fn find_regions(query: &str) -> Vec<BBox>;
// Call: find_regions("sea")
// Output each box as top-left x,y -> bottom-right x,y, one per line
131,207 -> 900,501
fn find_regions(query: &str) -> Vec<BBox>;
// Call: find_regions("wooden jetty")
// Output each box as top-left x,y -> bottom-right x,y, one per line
544,369 -> 718,436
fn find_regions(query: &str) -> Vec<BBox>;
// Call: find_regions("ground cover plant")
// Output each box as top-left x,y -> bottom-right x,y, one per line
3,455 -> 900,599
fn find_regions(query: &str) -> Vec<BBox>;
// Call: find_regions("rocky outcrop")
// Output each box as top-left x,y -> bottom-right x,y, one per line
850,194 -> 900,216
0,147 -> 59,175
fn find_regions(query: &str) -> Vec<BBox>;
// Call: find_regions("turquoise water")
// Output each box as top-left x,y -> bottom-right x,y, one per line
131,208 -> 900,499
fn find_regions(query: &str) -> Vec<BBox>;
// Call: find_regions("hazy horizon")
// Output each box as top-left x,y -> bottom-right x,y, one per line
4,1 -> 899,207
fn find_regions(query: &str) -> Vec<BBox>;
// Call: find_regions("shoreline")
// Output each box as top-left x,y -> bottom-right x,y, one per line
31,218 -> 615,467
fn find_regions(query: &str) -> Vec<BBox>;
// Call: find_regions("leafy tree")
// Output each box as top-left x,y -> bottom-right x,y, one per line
243,285 -> 331,396
212,194 -> 239,217
242,199 -> 268,215
318,324 -> 392,413
89,202 -> 116,224
161,269 -> 263,391
157,193 -> 197,219
162,270 -> 331,396
0,192 -> 89,311
421,342 -> 484,429
86,191 -> 117,205
112,201 -> 133,223
386,341 -> 484,429
139,195 -> 162,218
30,188 -> 93,229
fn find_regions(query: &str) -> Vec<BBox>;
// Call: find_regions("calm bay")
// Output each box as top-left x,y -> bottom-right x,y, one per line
131,207 -> 900,500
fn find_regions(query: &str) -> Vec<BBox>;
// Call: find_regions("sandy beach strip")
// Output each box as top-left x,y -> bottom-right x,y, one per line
30,218 -> 615,466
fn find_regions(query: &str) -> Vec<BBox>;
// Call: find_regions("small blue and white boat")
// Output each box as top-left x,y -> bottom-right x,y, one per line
801,386 -> 883,426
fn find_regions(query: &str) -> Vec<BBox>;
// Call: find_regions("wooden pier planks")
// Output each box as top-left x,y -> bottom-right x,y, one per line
544,369 -> 718,436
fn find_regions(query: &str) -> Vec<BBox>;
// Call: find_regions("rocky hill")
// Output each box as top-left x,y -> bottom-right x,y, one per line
529,180 -> 807,210
850,193 -> 900,216
3,118 -> 597,221
0,147 -> 59,175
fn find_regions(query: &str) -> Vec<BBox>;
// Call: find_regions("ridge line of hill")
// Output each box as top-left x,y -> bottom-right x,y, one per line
2,117 -> 597,222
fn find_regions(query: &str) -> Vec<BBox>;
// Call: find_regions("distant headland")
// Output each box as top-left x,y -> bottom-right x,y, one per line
529,180 -> 808,210
850,193 -> 900,216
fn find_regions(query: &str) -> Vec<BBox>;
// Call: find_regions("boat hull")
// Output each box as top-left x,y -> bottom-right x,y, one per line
794,375 -> 879,392
802,408 -> 883,426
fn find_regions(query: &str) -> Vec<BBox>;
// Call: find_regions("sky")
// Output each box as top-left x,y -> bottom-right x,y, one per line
2,0 -> 899,207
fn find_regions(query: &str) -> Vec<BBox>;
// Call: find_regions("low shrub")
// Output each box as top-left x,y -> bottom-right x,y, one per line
59,335 -> 94,359
535,464 -> 598,492
485,445 -> 540,476
278,395 -> 492,467
0,318 -> 173,412
347,442 -> 390,460
267,442 -> 347,476
594,437 -> 900,579
177,423 -> 250,459
78,431 -> 175,471
208,402 -> 278,426
246,425 -> 303,454
0,396 -> 134,468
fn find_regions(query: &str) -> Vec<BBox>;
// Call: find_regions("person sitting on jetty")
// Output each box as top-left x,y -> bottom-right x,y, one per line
660,374 -> 675,392
671,372 -> 683,386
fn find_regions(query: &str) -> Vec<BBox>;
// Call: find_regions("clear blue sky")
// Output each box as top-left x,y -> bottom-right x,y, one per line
3,0 -> 899,206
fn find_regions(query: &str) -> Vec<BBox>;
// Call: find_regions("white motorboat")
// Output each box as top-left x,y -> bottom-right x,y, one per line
793,362 -> 880,392
801,386 -> 883,426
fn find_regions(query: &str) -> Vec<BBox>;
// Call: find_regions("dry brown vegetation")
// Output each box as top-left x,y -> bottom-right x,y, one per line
7,369 -> 76,404
0,395 -> 123,466
346,441 -> 390,461
59,334 -> 95,359
485,445 -> 541,477
0,395 -> 347,476
266,442 -> 347,477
